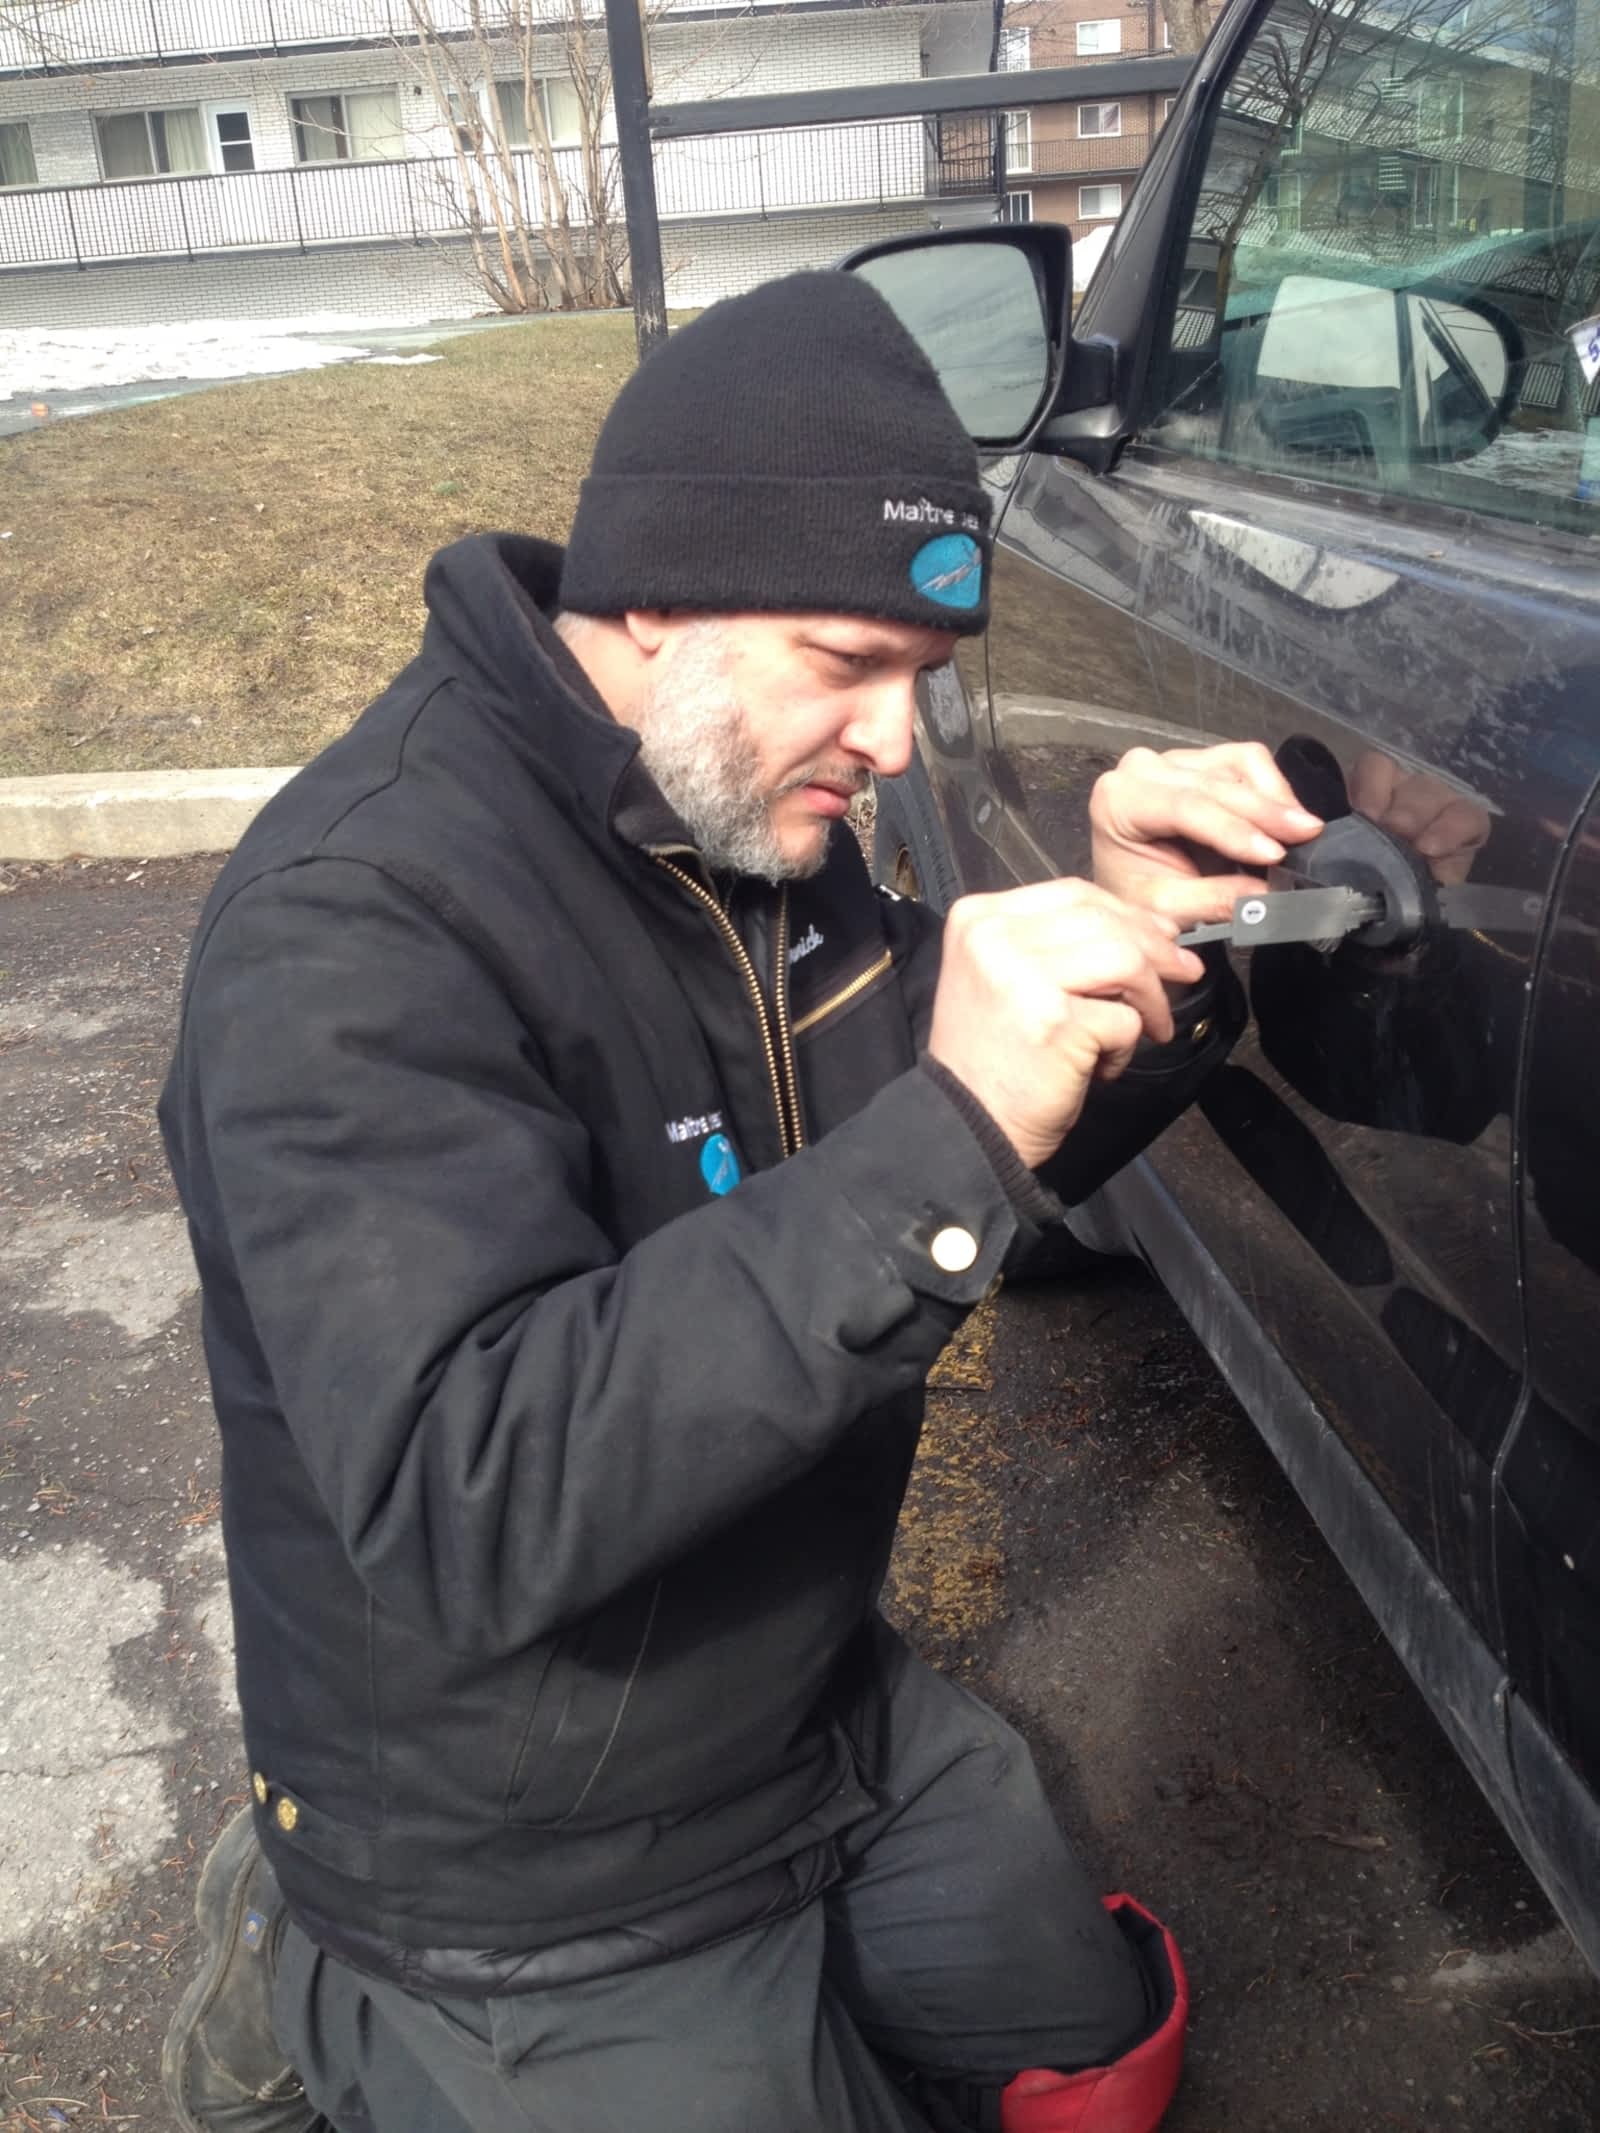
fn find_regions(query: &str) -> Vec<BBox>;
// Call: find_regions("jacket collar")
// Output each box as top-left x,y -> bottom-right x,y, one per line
419,533 -> 694,858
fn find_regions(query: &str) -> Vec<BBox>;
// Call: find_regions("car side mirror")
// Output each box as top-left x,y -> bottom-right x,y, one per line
1243,273 -> 1523,469
1405,290 -> 1523,464
840,227 -> 1075,450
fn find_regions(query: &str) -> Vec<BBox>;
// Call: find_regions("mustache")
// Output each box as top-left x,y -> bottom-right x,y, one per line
771,763 -> 871,801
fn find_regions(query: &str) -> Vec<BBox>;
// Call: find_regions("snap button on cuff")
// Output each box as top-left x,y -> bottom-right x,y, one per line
275,1796 -> 300,1833
251,1771 -> 269,1805
930,1225 -> 979,1274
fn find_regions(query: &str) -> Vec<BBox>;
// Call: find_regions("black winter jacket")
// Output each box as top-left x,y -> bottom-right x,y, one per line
159,535 -> 1239,1994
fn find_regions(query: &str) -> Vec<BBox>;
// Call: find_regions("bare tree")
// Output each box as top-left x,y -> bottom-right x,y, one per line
0,0 -> 91,69
1195,0 -> 1575,283
395,0 -> 630,313
1155,0 -> 1222,58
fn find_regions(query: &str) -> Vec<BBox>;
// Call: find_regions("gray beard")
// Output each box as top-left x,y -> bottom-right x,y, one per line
634,620 -> 825,883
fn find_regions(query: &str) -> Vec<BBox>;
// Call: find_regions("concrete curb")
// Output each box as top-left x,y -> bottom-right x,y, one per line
0,766 -> 299,861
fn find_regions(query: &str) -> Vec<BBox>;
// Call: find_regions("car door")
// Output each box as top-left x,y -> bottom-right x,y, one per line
981,0 -> 1600,1651
1494,778 -> 1600,1918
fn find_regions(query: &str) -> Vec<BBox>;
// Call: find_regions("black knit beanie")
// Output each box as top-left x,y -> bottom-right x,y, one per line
559,270 -> 991,634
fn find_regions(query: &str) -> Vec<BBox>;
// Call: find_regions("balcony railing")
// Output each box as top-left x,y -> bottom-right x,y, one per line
0,119 -> 991,270
4,0 -> 974,74
1011,131 -> 1152,180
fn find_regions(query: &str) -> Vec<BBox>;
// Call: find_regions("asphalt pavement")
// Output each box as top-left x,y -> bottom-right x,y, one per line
2,854 -> 1598,2133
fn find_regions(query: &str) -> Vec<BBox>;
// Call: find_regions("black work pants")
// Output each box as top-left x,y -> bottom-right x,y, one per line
273,1621 -> 1148,2133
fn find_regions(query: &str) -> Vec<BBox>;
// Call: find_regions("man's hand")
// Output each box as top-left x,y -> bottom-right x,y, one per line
927,879 -> 1206,1171
1091,743 -> 1324,926
1348,750 -> 1490,886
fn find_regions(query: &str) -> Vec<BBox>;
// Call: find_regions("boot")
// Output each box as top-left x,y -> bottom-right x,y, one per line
162,1803 -> 323,2133
999,1895 -> 1188,2133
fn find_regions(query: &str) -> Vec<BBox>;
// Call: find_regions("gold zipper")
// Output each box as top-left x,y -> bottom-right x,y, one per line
652,856 -> 795,1158
791,949 -> 894,1039
772,886 -> 806,1153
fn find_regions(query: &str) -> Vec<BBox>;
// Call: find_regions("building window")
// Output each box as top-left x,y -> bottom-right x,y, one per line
1263,168 -> 1302,233
1077,19 -> 1122,54
1419,78 -> 1465,146
1162,95 -> 1177,123
1078,102 -> 1122,138
210,107 -> 255,173
1412,162 -> 1438,230
495,78 -> 584,151
1002,190 -> 1032,223
1161,18 -> 1172,46
290,89 -> 405,164
1004,110 -> 1033,172
999,24 -> 1031,71
446,86 -> 481,151
96,106 -> 208,179
0,120 -> 37,187
1079,182 -> 1123,218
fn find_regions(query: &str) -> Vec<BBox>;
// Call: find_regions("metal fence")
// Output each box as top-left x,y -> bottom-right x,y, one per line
0,116 -> 995,269
2,0 -> 1159,77
4,0 -> 988,76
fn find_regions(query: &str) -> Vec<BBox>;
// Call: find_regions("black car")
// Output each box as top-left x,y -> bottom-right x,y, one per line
846,0 -> 1600,1980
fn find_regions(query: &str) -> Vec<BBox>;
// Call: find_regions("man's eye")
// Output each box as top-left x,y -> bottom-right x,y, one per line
825,650 -> 874,673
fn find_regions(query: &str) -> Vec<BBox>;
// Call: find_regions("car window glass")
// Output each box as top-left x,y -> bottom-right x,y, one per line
1144,0 -> 1600,535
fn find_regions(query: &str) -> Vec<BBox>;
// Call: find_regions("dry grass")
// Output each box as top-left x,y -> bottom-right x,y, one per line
0,313 -> 637,778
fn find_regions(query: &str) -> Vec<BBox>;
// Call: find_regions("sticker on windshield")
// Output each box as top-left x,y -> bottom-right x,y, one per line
1569,313 -> 1600,385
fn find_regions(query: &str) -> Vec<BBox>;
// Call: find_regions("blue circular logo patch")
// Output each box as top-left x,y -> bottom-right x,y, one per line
700,1132 -> 743,1197
909,533 -> 983,612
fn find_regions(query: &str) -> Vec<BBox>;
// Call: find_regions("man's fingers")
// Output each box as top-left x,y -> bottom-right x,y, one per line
970,897 -> 1194,1046
1024,902 -> 1205,996
1074,998 -> 1146,1082
1348,750 -> 1402,818
1136,871 -> 1279,927
1120,781 -> 1294,866
1414,797 -> 1491,859
963,875 -> 1182,935
1115,742 -> 1316,817
1096,764 -> 1320,865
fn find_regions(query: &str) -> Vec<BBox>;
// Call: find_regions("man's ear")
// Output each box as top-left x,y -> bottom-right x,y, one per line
622,610 -> 674,658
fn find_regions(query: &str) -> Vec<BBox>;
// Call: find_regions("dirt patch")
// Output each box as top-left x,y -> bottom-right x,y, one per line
0,316 -> 635,780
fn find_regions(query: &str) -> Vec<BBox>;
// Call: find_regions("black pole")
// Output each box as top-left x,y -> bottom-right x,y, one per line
604,0 -> 667,360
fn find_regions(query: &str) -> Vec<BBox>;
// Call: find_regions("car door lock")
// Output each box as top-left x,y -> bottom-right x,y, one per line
1179,883 -> 1386,951
1177,813 -> 1440,954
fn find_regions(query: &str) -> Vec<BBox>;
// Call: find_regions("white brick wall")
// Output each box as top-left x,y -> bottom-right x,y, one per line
1,235 -> 487,327
654,12 -> 921,103
660,202 -> 931,305
0,201 -> 934,326
0,12 -> 925,183
0,45 -> 464,173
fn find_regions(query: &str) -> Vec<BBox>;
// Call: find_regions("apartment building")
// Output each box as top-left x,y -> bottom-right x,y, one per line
0,0 -> 993,326
997,0 -> 1177,248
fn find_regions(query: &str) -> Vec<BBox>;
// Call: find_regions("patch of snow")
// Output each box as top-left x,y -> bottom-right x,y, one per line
0,313 -> 440,399
367,352 -> 441,367
1073,224 -> 1114,293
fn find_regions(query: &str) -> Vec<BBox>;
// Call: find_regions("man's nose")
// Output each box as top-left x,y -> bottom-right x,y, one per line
841,680 -> 917,779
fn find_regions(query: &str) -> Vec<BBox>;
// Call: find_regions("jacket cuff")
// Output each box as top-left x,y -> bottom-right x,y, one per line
918,1054 -> 1064,1231
824,1064 -> 1028,1310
